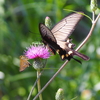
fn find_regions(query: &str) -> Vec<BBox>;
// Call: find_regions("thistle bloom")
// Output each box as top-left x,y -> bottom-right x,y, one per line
24,45 -> 50,59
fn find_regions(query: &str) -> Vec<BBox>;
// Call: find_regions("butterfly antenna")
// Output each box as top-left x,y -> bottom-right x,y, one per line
72,57 -> 82,64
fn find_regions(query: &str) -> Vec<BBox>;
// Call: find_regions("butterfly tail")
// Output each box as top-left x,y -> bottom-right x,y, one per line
72,51 -> 90,61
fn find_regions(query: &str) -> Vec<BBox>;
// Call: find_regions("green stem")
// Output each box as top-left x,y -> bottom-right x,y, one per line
92,11 -> 95,22
37,70 -> 43,100
27,70 -> 44,100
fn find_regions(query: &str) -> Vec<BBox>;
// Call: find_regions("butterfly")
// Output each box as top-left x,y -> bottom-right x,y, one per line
39,12 -> 89,62
19,55 -> 30,71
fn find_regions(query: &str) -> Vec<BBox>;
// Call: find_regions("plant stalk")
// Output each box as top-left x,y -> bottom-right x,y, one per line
27,70 -> 44,100
37,70 -> 43,100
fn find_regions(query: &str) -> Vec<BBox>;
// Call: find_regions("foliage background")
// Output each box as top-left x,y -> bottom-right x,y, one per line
0,0 -> 100,100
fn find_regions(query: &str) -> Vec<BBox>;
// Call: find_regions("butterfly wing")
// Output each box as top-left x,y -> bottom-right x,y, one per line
20,55 -> 30,72
39,23 -> 62,54
51,12 -> 83,43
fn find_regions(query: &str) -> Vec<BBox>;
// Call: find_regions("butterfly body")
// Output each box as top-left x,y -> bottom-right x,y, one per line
39,12 -> 89,62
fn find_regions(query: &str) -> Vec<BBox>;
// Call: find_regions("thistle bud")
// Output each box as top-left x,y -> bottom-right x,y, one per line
55,88 -> 64,100
90,0 -> 98,12
45,16 -> 52,29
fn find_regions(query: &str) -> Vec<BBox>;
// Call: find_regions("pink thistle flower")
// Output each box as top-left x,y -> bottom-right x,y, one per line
24,45 -> 50,59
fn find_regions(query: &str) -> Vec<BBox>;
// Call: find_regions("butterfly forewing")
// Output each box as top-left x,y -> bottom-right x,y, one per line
51,12 -> 84,42
39,23 -> 62,53
20,55 -> 30,72
39,23 -> 56,43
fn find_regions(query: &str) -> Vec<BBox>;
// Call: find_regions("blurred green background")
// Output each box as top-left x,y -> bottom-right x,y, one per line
0,0 -> 100,100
